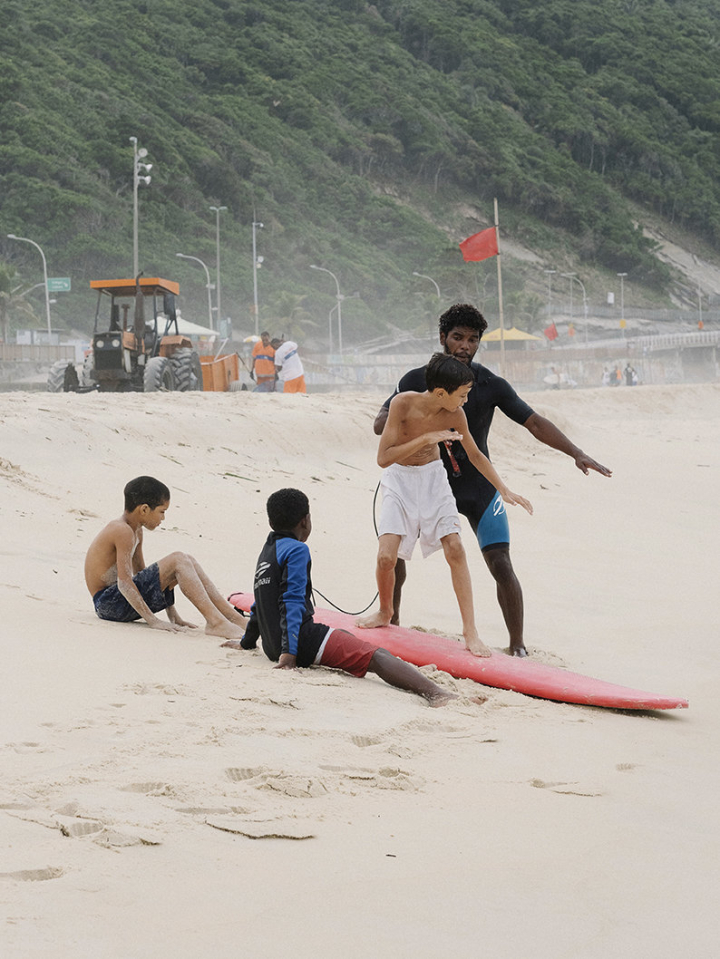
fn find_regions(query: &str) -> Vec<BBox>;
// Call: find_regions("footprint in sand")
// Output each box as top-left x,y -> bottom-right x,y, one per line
225,766 -> 268,782
530,778 -> 602,797
322,764 -> 423,793
58,819 -> 104,838
351,734 -> 383,748
120,782 -> 175,796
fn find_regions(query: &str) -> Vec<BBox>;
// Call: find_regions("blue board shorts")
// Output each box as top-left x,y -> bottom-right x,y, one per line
93,562 -> 175,622
467,490 -> 510,552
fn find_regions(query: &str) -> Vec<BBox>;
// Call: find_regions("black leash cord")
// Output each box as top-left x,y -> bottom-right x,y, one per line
312,587 -> 378,617
311,480 -> 382,616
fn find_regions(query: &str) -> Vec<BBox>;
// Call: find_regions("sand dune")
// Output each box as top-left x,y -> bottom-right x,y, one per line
1,384 -> 718,958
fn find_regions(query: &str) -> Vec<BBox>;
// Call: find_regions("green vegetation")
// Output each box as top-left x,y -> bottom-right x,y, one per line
1,0 -> 719,344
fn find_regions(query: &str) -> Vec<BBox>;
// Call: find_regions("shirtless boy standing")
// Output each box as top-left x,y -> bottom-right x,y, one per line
85,475 -> 245,642
356,353 -> 533,657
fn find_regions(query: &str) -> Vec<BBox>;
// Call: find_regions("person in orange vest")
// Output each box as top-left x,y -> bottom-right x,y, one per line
251,332 -> 276,392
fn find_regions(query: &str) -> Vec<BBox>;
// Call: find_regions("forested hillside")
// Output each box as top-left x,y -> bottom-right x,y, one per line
1,0 -> 720,344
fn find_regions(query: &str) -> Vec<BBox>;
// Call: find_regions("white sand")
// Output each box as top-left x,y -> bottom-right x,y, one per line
1,384 -> 718,958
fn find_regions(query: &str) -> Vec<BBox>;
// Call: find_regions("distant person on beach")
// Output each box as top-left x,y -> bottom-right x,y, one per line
85,476 -> 246,642
225,488 -> 461,706
251,332 -> 276,392
357,352 -> 533,657
272,337 -> 306,394
373,303 -> 612,657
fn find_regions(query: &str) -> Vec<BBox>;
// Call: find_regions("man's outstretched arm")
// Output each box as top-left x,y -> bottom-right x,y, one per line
523,412 -> 612,477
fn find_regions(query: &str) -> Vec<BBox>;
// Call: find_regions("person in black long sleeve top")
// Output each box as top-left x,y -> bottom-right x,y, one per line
226,488 -> 468,707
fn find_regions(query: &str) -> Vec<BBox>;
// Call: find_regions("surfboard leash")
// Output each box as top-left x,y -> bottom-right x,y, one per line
310,481 -> 383,616
311,588 -> 378,617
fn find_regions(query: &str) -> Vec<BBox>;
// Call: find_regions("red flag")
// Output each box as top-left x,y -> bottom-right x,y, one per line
459,227 -> 498,262
544,322 -> 558,341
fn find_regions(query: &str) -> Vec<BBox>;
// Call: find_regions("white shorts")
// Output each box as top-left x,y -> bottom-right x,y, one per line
378,460 -> 462,560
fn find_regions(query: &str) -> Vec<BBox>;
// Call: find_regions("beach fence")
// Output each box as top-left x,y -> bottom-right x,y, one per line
304,331 -> 720,392
0,343 -> 76,389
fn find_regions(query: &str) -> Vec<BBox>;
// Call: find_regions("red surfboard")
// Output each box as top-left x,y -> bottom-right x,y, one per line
227,592 -> 688,711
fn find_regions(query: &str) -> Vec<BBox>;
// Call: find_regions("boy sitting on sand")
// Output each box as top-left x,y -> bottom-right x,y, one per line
356,353 -> 533,657
85,475 -> 245,642
224,488 -> 462,707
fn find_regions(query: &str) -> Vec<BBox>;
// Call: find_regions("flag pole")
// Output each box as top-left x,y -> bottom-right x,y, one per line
493,197 -> 506,377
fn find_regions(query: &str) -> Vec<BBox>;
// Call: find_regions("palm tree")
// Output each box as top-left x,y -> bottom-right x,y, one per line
0,265 -> 40,344
266,291 -> 317,342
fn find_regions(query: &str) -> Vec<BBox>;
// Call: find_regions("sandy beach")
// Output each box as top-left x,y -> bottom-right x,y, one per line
1,383 -> 718,958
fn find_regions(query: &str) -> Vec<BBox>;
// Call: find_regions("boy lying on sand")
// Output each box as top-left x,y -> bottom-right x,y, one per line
225,488 -> 468,707
356,353 -> 533,657
85,475 -> 245,642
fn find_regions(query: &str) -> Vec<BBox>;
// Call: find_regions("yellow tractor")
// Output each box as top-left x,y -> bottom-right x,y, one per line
47,274 -> 247,392
83,275 -> 202,391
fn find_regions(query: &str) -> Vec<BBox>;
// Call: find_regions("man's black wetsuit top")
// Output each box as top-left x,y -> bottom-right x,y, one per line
382,362 -> 534,524
240,531 -> 326,666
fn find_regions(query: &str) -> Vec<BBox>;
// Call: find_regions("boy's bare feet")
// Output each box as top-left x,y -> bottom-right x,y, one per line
205,619 -> 245,642
220,639 -> 245,650
425,688 -> 488,708
425,688 -> 458,707
355,609 -> 393,629
465,632 -> 493,658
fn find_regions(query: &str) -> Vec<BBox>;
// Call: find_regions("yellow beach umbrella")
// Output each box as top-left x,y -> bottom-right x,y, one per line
483,326 -> 541,341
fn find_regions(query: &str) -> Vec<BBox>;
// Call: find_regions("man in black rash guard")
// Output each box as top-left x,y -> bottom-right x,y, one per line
374,303 -> 612,657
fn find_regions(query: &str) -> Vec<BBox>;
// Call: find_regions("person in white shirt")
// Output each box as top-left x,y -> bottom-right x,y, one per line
271,338 -> 306,393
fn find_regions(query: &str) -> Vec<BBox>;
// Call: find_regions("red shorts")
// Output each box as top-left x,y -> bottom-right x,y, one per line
314,628 -> 378,678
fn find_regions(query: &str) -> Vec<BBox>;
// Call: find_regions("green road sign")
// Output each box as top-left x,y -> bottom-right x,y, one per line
47,277 -> 71,292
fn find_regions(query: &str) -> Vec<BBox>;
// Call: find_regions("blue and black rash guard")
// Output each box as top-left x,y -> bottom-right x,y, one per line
240,531 -> 324,666
382,361 -> 534,518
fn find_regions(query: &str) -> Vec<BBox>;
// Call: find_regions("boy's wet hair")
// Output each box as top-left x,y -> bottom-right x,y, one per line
438,303 -> 488,338
124,476 -> 170,512
425,352 -> 474,393
267,488 -> 310,531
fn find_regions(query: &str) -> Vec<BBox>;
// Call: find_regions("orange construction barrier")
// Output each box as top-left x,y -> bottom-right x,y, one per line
200,353 -> 240,391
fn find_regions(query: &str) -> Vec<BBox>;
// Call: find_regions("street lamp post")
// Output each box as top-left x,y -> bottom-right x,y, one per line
543,269 -> 557,321
617,272 -> 627,332
176,253 -> 214,330
412,271 -> 441,340
252,221 -> 264,336
561,272 -> 589,345
328,302 -> 339,355
311,264 -> 343,355
562,271 -> 576,325
412,270 -> 440,298
210,205 -> 227,329
7,233 -> 52,340
129,137 -> 152,276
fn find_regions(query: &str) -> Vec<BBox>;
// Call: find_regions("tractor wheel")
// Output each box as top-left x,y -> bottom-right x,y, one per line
47,360 -> 75,392
143,356 -> 175,392
170,348 -> 203,391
